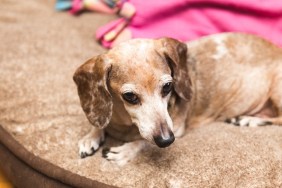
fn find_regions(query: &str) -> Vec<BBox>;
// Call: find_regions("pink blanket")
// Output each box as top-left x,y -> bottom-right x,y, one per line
96,0 -> 282,48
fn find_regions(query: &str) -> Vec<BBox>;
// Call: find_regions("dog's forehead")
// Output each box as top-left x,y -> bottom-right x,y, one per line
108,39 -> 160,61
107,39 -> 168,72
106,39 -> 171,92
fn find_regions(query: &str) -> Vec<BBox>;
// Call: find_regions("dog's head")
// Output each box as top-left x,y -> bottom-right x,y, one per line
73,38 -> 191,148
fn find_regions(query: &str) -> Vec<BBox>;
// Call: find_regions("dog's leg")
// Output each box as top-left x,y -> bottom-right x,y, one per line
225,116 -> 273,127
173,122 -> 186,138
265,84 -> 282,126
102,140 -> 146,166
172,108 -> 187,137
226,96 -> 282,127
78,126 -> 105,158
169,96 -> 189,137
225,115 -> 282,127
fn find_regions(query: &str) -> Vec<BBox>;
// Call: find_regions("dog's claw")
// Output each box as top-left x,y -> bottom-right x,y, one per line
224,118 -> 232,124
81,152 -> 89,159
102,147 -> 110,158
78,140 -> 101,158
80,153 -> 86,158
80,147 -> 97,158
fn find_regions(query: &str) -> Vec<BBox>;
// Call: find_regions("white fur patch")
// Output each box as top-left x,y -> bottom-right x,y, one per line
78,127 -> 104,158
212,35 -> 228,60
117,39 -> 154,60
227,116 -> 271,127
160,74 -> 173,83
103,140 -> 146,166
239,116 -> 268,127
120,83 -> 137,93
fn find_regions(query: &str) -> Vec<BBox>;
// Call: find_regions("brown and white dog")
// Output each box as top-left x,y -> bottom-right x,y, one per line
73,33 -> 282,165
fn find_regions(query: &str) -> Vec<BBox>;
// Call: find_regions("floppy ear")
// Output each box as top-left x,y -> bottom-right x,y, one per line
73,56 -> 112,129
159,38 -> 192,101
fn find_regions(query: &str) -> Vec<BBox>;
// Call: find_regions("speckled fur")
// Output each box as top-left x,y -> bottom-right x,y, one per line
74,33 -> 282,165
187,33 -> 282,127
73,38 -> 191,163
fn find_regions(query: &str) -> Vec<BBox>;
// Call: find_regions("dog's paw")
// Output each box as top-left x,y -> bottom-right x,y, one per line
225,116 -> 272,127
102,140 -> 145,166
78,130 -> 105,158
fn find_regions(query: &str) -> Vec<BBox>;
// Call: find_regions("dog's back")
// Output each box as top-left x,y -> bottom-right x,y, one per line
186,33 -> 282,127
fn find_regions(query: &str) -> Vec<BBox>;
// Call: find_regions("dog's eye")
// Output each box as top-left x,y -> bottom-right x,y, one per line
162,82 -> 173,97
122,92 -> 139,104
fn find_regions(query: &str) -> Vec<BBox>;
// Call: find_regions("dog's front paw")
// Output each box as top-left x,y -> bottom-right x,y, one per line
102,140 -> 145,166
225,116 -> 272,127
78,128 -> 105,158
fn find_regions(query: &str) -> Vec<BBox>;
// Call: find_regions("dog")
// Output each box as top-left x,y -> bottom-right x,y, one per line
73,33 -> 282,166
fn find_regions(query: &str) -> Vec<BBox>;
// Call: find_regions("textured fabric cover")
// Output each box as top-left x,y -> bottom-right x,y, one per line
96,0 -> 282,48
0,1 -> 282,187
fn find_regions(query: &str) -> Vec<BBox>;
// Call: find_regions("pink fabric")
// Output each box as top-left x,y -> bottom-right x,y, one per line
96,0 -> 282,48
96,18 -> 127,48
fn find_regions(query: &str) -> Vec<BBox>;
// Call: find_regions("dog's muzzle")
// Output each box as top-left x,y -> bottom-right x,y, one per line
153,130 -> 175,148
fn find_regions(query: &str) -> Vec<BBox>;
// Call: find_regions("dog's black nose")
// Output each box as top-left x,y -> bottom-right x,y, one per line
153,132 -> 175,148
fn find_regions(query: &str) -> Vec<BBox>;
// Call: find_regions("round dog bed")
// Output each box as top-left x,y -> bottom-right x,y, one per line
0,1 -> 281,187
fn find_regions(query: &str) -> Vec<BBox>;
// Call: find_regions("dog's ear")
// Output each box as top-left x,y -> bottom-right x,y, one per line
159,38 -> 192,101
73,56 -> 113,129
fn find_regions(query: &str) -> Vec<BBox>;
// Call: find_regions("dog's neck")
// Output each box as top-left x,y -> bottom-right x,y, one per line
179,53 -> 202,128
